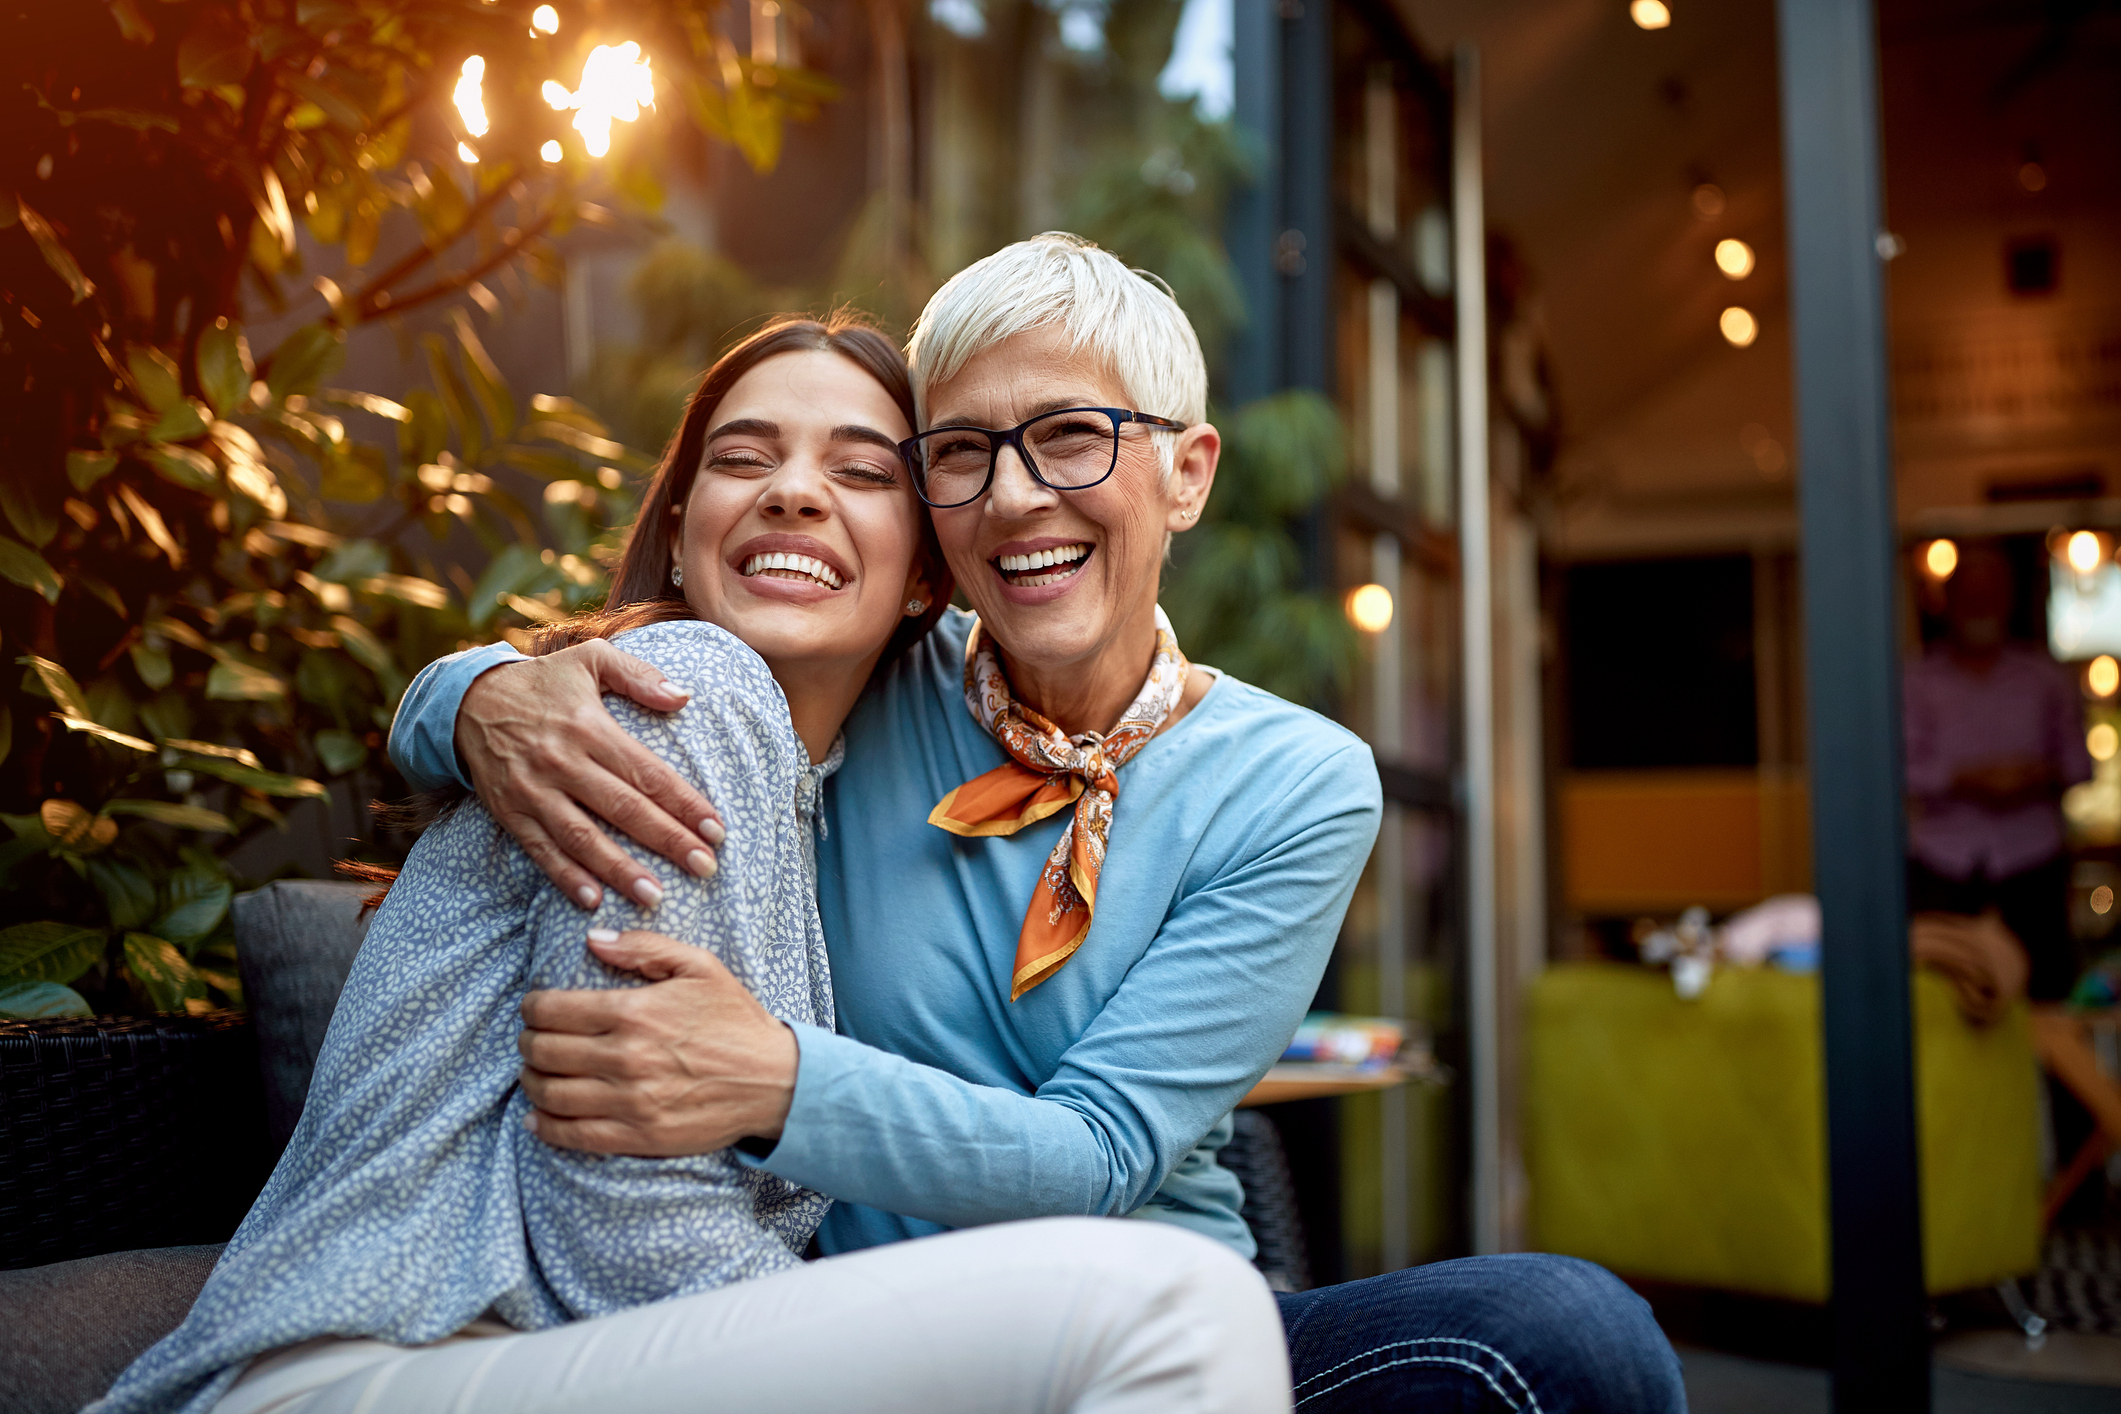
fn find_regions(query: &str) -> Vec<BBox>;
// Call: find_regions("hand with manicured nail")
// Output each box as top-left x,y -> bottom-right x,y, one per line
518,928 -> 797,1156
456,639 -> 727,910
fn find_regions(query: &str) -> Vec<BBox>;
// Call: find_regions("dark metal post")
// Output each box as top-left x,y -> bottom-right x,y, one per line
1775,0 -> 1928,1407
1226,0 -> 1281,406
1280,0 -> 1332,393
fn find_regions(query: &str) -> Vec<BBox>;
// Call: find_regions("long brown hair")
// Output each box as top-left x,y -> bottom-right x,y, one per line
345,314 -> 949,902
534,311 -> 951,663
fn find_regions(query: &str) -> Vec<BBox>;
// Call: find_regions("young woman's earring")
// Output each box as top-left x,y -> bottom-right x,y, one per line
670,564 -> 684,588
904,599 -> 926,617
1179,507 -> 1199,522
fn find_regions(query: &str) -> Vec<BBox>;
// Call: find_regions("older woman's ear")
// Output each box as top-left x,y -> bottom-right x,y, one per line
1166,422 -> 1221,532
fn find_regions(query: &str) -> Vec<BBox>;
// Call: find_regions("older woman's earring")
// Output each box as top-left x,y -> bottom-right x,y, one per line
1180,507 -> 1199,522
904,599 -> 926,616
670,565 -> 684,588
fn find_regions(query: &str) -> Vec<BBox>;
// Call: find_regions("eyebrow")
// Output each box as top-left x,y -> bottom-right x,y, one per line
704,418 -> 902,455
927,397 -> 1104,432
831,424 -> 904,454
705,417 -> 777,442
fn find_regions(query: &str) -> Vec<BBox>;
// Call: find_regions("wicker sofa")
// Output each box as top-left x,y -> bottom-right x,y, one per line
0,881 -> 371,1414
0,880 -> 1308,1412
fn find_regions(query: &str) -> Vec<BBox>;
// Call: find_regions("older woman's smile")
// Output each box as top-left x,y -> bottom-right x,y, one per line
991,538 -> 1094,589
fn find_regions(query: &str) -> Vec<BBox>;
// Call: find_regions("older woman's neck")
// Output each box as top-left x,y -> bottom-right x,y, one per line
997,618 -> 1165,739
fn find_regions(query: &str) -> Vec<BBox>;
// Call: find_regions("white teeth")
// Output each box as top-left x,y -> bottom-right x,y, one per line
740,552 -> 843,589
997,543 -> 1090,574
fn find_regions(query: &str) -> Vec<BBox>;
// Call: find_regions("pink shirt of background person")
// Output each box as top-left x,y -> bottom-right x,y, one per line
1903,544 -> 2093,882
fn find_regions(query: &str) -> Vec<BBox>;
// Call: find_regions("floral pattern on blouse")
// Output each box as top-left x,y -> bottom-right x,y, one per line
97,620 -> 839,1414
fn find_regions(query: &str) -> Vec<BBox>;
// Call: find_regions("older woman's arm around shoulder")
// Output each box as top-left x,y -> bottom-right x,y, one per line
524,735 -> 1384,1231
389,638 -> 725,915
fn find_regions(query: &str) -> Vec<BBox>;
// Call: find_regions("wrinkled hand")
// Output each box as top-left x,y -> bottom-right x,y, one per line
459,640 -> 724,911
518,929 -> 798,1157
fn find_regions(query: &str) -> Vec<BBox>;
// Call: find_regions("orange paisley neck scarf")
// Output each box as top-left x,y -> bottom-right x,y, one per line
928,609 -> 1190,999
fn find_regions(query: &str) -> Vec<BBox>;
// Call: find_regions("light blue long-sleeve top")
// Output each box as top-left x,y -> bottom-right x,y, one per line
392,607 -> 1382,1257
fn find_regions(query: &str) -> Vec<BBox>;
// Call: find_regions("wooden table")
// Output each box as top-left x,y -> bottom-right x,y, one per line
1240,1063 -> 1411,1107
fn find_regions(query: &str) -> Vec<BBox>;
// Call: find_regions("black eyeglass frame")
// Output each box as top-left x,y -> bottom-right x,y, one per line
897,407 -> 1189,509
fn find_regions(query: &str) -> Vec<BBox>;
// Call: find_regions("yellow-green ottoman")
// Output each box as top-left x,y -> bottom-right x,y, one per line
1526,963 -> 2041,1299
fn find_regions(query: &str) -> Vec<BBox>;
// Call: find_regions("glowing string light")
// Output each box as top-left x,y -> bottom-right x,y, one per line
452,55 -> 489,138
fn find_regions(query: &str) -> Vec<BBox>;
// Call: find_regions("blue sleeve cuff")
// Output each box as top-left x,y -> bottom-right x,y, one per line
743,1021 -> 872,1187
387,641 -> 527,792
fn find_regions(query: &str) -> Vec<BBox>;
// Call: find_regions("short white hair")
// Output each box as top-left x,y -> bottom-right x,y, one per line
906,233 -> 1208,471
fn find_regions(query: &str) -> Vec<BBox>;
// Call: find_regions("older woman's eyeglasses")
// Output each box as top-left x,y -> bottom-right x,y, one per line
898,407 -> 1187,509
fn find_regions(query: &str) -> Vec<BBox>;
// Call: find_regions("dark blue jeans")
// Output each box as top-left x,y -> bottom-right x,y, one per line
1276,1254 -> 1687,1411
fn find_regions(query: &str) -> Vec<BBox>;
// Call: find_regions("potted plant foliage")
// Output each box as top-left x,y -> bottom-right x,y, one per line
0,0 -> 826,1265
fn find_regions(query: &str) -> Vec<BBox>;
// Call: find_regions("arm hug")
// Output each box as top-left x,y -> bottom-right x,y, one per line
761,743 -> 1381,1227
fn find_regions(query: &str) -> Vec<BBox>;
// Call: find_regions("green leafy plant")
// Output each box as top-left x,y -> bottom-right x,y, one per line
0,0 -> 833,1018
1164,391 -> 1359,707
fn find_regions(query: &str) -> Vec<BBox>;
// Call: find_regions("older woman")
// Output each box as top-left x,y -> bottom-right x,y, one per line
392,235 -> 1684,1411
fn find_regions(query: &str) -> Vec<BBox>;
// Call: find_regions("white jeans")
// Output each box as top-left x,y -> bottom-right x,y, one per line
214,1218 -> 1292,1414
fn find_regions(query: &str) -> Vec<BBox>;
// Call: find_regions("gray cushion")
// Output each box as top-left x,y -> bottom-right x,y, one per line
233,880 -> 371,1147
0,885 -> 369,1410
0,1244 -> 224,1414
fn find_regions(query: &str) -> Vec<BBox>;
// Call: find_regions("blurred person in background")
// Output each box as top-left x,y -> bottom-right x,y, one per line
1905,541 -> 2092,1001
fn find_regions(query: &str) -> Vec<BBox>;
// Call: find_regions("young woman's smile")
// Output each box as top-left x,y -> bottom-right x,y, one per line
671,349 -> 925,683
731,533 -> 854,598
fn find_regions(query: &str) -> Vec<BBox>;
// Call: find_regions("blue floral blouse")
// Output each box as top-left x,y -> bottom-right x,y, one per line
96,620 -> 840,1413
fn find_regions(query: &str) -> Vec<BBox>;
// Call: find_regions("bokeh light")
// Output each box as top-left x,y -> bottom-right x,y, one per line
1923,538 -> 1958,580
2091,723 -> 2118,762
1346,583 -> 1395,633
2068,530 -> 2104,575
2094,885 -> 2114,915
452,55 -> 488,138
456,141 -> 479,164
532,5 -> 560,35
1719,307 -> 1758,347
540,139 -> 563,163
1630,0 -> 1672,29
1714,238 -> 1755,279
546,42 -> 655,158
2090,655 -> 2119,697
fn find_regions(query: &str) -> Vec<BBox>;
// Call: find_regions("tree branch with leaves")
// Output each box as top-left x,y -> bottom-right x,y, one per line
0,0 -> 834,1018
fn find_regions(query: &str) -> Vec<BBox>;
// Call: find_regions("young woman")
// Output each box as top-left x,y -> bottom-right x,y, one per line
95,316 -> 1290,1414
